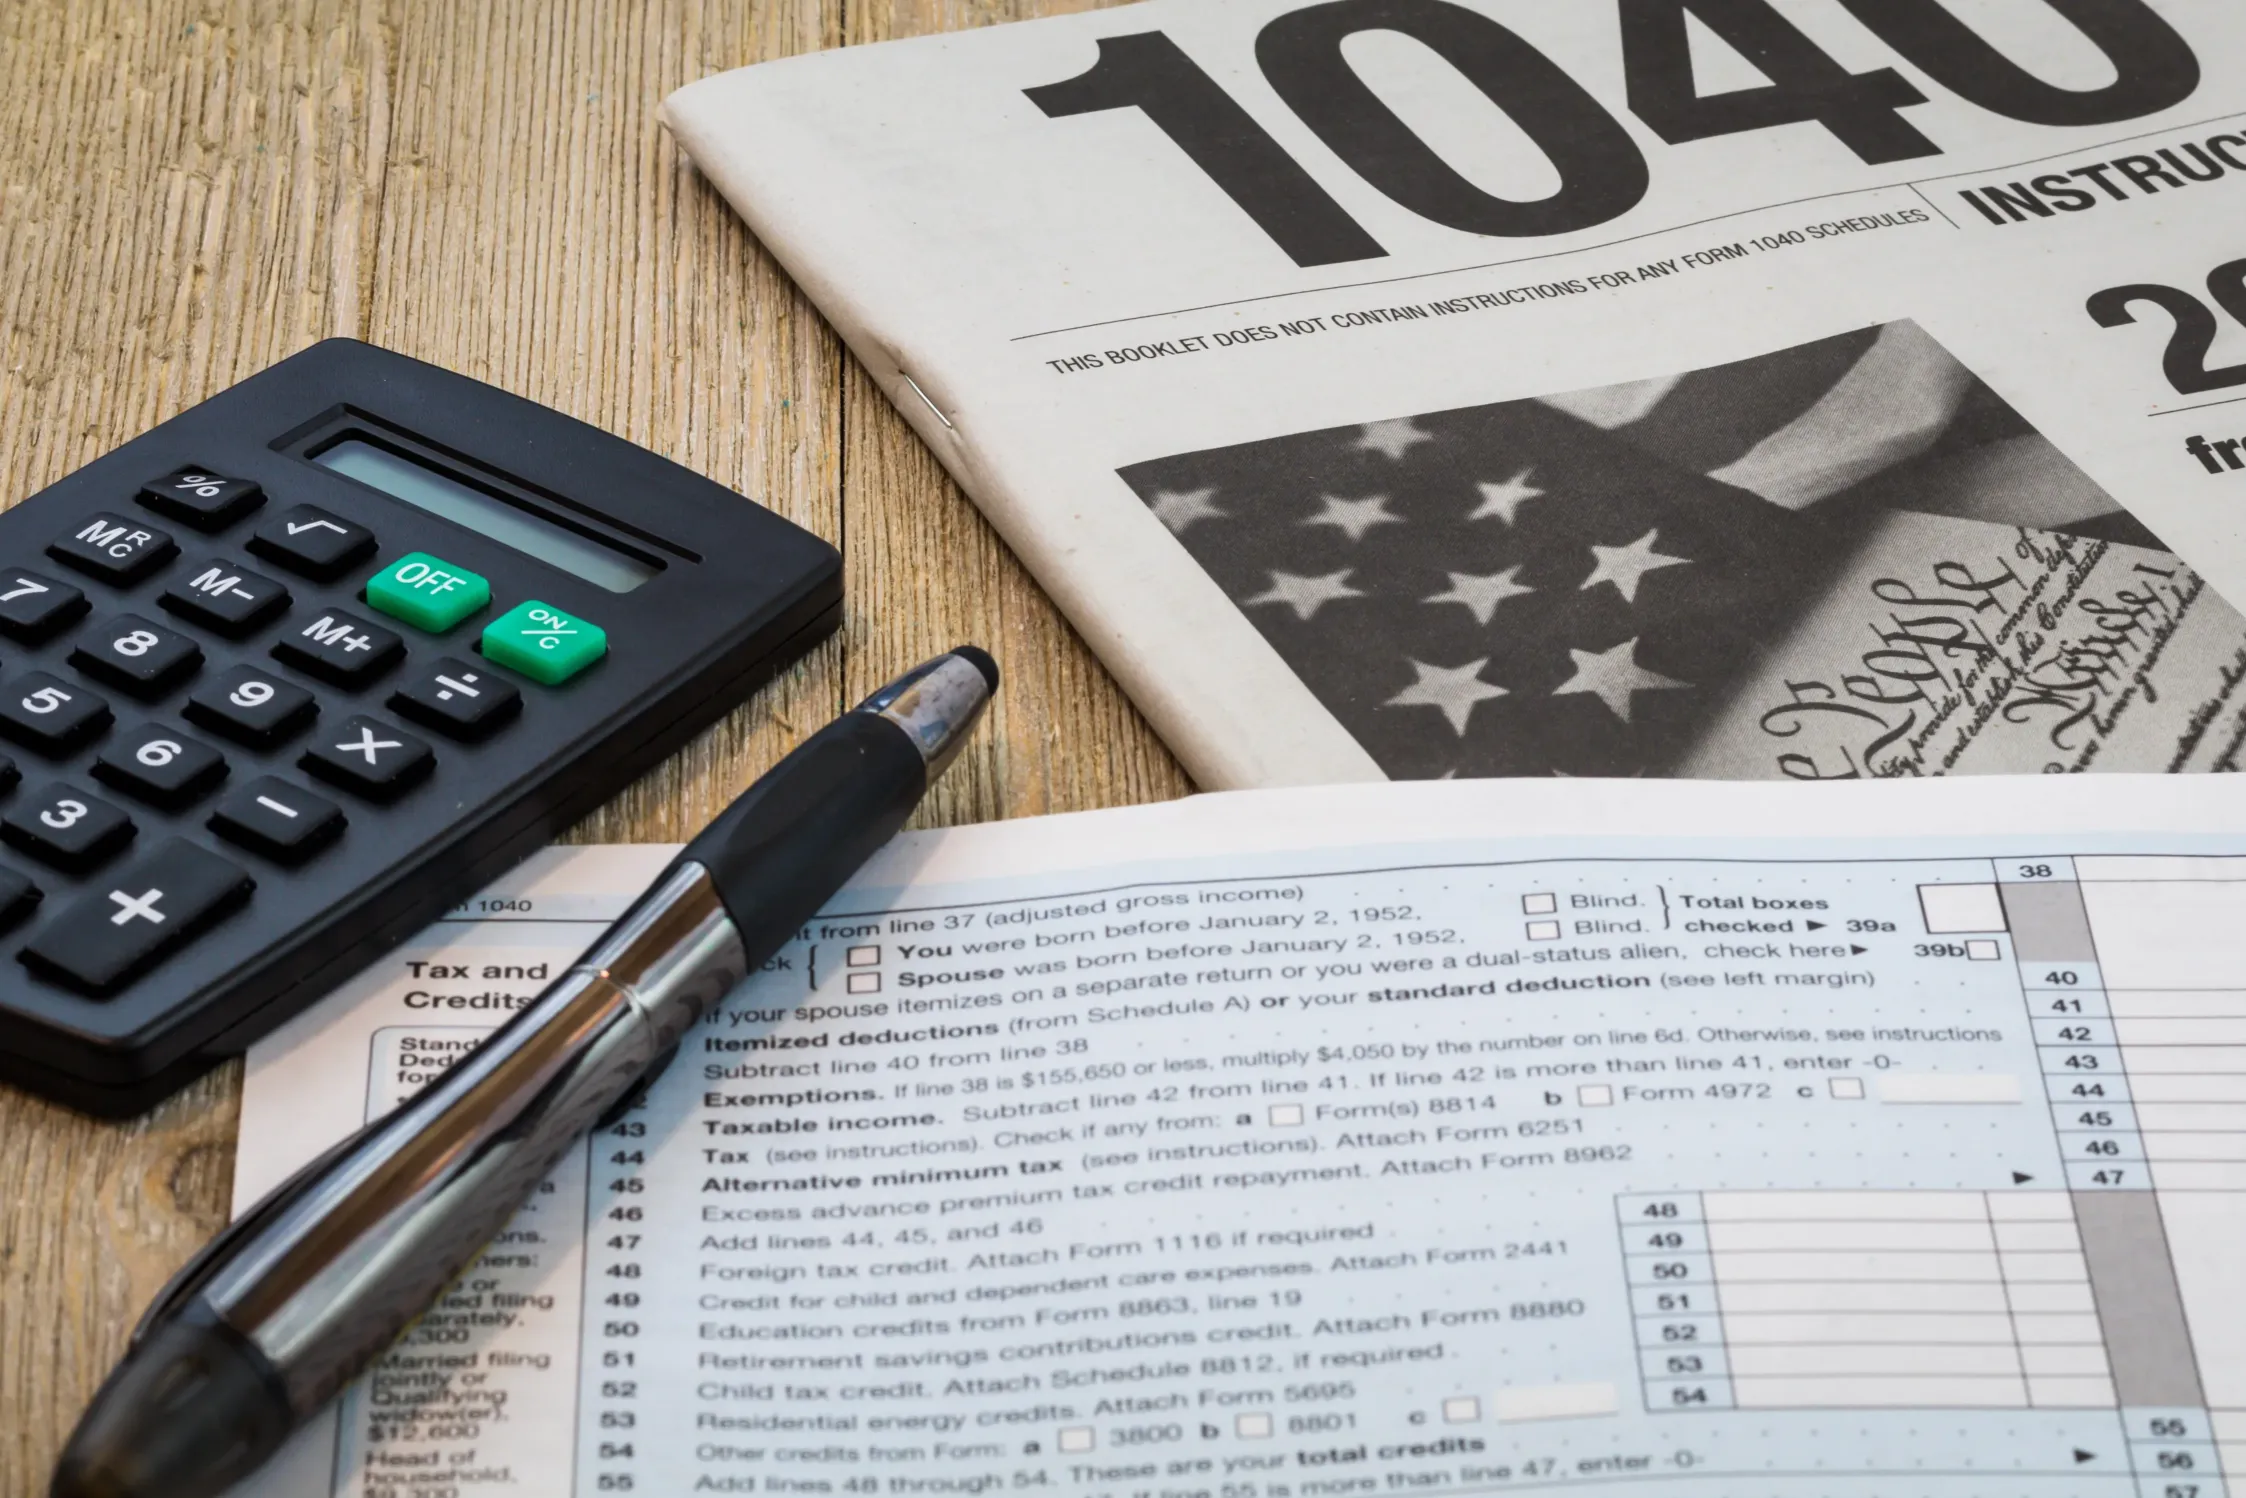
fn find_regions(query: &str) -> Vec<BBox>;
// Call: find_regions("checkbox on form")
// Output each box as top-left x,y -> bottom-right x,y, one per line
1527,920 -> 1561,941
1269,1103 -> 1305,1127
1058,1427 -> 1094,1453
1444,1397 -> 1482,1423
847,945 -> 881,966
1236,1413 -> 1273,1438
1522,893 -> 1557,915
846,971 -> 881,994
1830,1077 -> 1866,1099
1579,1084 -> 1614,1107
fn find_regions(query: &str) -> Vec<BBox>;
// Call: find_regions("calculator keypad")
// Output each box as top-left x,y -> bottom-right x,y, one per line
0,571 -> 89,644
21,839 -> 251,995
72,615 -> 205,697
48,514 -> 179,584
3,784 -> 135,873
249,505 -> 376,580
0,446 -> 606,1022
161,558 -> 291,636
0,673 -> 114,755
302,716 -> 433,800
94,724 -> 227,810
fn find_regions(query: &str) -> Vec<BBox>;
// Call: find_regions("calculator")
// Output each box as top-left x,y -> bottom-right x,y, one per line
0,339 -> 840,1114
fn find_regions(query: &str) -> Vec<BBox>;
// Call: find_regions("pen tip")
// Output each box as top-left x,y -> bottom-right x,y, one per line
949,645 -> 999,694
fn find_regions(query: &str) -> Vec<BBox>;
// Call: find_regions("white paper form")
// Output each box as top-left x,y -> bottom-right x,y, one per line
236,777 -> 2246,1498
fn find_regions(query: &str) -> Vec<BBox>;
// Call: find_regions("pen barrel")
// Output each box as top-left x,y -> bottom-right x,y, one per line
683,711 -> 932,966
195,863 -> 746,1412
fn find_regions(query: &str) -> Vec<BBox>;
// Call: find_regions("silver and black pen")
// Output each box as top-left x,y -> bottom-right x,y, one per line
50,646 -> 999,1498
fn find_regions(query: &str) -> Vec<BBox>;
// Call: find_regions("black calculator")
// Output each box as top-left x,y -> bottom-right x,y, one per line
0,339 -> 840,1114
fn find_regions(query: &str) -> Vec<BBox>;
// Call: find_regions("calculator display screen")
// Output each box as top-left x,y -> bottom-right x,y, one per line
313,439 -> 656,593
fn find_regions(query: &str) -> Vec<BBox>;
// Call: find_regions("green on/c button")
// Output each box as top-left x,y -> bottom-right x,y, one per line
367,551 -> 491,632
481,599 -> 607,685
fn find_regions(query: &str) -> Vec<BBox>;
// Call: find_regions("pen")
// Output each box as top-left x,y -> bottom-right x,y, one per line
51,646 -> 1000,1498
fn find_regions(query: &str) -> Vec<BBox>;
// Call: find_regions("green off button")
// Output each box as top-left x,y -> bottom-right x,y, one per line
367,552 -> 491,632
481,599 -> 607,685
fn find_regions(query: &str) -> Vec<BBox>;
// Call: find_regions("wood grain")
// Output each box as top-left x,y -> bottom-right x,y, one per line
0,0 -> 1177,1485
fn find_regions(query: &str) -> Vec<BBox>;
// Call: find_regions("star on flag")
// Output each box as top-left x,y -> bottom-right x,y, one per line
1303,494 -> 1402,543
1355,418 -> 1434,461
1386,657 -> 1509,736
1246,568 -> 1364,621
1149,487 -> 1225,533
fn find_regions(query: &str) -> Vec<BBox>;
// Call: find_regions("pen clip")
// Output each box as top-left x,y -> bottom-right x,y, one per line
131,1128 -> 368,1345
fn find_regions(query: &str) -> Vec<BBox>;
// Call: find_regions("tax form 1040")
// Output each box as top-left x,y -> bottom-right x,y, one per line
232,775 -> 2246,1498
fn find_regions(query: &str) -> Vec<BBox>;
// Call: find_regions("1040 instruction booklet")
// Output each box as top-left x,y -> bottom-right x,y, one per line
666,0 -> 2246,786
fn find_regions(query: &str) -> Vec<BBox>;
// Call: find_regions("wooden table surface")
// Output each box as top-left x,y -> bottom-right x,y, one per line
0,0 -> 1170,1485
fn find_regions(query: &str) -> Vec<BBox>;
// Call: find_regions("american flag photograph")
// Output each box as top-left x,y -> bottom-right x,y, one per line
1117,321 -> 2226,780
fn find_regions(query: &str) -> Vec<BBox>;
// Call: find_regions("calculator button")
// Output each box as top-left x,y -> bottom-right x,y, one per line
47,513 -> 179,584
0,570 -> 89,644
20,838 -> 252,996
272,609 -> 403,687
72,615 -> 204,698
302,715 -> 433,800
210,776 -> 344,865
0,673 -> 113,756
94,724 -> 228,810
183,665 -> 317,748
0,755 -> 17,796
367,553 -> 491,634
160,558 -> 291,637
480,600 -> 607,685
0,866 -> 39,933
139,469 -> 265,531
389,658 -> 521,741
2,783 -> 135,873
248,505 -> 376,580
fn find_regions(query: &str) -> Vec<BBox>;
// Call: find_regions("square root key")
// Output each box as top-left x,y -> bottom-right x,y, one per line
248,504 -> 375,580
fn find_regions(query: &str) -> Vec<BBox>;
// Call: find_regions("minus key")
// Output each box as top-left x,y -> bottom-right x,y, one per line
389,657 -> 523,742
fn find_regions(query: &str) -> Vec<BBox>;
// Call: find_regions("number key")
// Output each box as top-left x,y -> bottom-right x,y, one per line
0,672 -> 113,755
183,664 -> 316,749
0,569 -> 88,644
95,723 -> 228,810
139,468 -> 265,531
3,783 -> 135,873
72,615 -> 204,698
